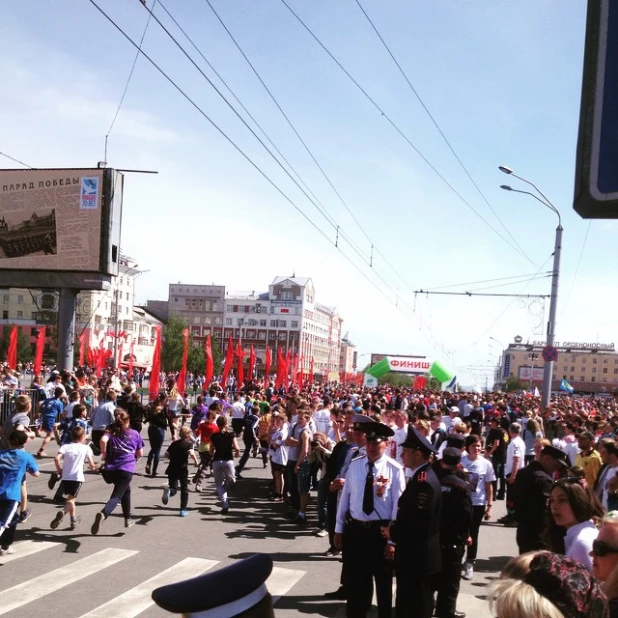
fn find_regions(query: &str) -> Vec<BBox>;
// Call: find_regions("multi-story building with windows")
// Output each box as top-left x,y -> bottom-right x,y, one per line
498,339 -> 618,393
340,334 -> 357,375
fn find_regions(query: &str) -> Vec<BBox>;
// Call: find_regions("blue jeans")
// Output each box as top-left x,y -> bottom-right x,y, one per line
317,477 -> 329,529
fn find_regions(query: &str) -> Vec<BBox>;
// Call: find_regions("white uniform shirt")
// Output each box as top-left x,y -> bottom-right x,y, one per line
335,454 -> 405,533
506,436 -> 525,475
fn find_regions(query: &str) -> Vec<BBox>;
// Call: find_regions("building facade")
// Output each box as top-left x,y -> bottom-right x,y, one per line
498,340 -> 618,393
339,335 -> 356,375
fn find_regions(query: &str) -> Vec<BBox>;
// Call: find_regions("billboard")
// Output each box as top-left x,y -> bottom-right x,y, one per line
370,353 -> 432,374
518,367 -> 545,381
0,168 -> 122,276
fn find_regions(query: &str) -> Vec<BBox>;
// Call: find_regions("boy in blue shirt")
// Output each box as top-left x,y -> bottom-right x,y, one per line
0,430 -> 39,555
37,387 -> 65,457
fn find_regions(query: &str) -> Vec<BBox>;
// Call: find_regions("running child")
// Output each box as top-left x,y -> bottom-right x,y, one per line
51,426 -> 96,531
162,426 -> 199,517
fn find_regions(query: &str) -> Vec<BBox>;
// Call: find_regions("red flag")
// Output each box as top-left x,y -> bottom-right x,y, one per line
204,335 -> 213,388
149,325 -> 162,399
275,346 -> 284,390
7,325 -> 18,370
221,335 -> 234,388
248,344 -> 256,382
309,356 -> 314,383
264,346 -> 271,384
291,353 -> 299,386
285,348 -> 292,388
118,340 -> 124,368
129,338 -> 135,376
236,339 -> 245,389
177,328 -> 190,393
33,327 -> 46,375
78,331 -> 86,366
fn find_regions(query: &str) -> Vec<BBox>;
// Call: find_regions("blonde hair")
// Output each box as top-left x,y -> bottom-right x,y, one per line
489,578 -> 565,618
501,551 -> 547,580
600,512 -> 618,599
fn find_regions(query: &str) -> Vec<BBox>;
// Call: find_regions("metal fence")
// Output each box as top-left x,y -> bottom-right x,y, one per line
0,388 -> 47,426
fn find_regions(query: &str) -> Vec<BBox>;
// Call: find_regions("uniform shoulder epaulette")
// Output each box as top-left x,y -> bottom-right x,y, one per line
417,471 -> 427,483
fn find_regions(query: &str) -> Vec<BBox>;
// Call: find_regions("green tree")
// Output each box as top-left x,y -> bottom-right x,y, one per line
427,376 -> 442,390
188,345 -> 205,376
504,376 -> 527,392
0,326 -> 33,364
377,372 -> 413,387
161,315 -> 188,372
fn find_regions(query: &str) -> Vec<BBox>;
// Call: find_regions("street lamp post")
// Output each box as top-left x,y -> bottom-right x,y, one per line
499,166 -> 563,408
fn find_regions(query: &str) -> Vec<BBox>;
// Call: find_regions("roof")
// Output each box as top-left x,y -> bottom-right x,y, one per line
271,276 -> 311,287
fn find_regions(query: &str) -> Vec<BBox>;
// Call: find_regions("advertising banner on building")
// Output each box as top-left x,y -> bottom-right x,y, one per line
518,366 -> 545,381
0,168 -> 120,275
503,353 -> 511,378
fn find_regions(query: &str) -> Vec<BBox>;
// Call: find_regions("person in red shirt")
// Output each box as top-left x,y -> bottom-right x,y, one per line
193,411 -> 219,492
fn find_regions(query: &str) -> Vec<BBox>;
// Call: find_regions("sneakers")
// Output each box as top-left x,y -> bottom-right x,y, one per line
125,518 -> 135,528
91,512 -> 105,535
325,548 -> 341,557
50,511 -> 64,530
0,546 -> 16,556
315,528 -> 328,538
162,488 -> 171,505
145,464 -> 152,476
179,510 -> 189,517
48,472 -> 59,490
19,508 -> 32,524
295,514 -> 308,526
462,562 -> 474,580
36,450 -> 47,458
221,502 -> 230,514
195,484 -> 202,493
70,516 -> 81,530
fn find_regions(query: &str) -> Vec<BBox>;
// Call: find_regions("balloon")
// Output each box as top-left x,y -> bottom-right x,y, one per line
366,358 -> 390,378
429,360 -> 454,384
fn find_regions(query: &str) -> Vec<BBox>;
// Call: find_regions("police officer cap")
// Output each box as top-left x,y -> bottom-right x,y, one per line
399,426 -> 436,454
442,447 -> 462,466
363,422 -> 394,442
540,445 -> 570,468
351,413 -> 374,431
446,433 -> 466,450
152,553 -> 273,618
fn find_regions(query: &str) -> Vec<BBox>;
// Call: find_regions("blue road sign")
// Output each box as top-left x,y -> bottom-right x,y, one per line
574,0 -> 618,218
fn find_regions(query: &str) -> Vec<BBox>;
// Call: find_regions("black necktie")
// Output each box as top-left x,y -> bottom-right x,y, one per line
363,462 -> 375,515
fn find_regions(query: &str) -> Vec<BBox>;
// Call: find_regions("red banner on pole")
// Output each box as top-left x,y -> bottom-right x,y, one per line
129,338 -> 135,376
236,339 -> 245,390
149,325 -> 162,399
275,346 -> 284,390
221,335 -> 234,389
78,331 -> 86,366
309,356 -> 314,383
285,348 -> 292,388
204,335 -> 213,388
34,327 -> 46,375
248,344 -> 256,383
7,325 -> 17,370
264,346 -> 271,384
176,328 -> 190,393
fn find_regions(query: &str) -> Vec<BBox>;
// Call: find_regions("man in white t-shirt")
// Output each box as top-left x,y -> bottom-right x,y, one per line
501,422 -> 525,526
390,410 -> 409,465
313,397 -> 333,435
442,406 -> 461,434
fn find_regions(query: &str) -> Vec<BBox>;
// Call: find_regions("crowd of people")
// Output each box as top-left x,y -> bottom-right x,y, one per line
4,362 -> 618,616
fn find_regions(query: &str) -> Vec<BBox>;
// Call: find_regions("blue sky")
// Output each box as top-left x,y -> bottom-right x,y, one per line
1,0 -> 607,386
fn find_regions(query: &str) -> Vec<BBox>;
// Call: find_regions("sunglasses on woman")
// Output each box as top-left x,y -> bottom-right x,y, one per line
592,540 -> 618,557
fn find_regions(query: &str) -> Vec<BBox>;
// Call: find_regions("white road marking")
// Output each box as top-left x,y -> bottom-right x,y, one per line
0,540 -> 59,564
267,566 -> 306,603
78,557 -> 219,618
0,548 -> 138,616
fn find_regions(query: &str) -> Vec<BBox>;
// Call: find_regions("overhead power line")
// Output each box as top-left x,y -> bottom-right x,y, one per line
0,151 -> 33,168
354,0 -> 534,266
423,272 -> 551,292
104,0 -> 156,162
278,0 -> 538,269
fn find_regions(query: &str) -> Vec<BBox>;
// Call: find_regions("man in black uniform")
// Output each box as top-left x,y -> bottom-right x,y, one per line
390,427 -> 441,618
432,447 -> 472,618
513,444 -> 570,554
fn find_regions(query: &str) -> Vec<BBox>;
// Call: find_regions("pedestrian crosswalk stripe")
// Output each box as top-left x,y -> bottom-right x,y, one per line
267,566 -> 306,603
0,540 -> 59,564
0,548 -> 138,616
78,557 -> 219,618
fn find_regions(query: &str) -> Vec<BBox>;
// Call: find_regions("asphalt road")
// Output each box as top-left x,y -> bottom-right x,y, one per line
1,435 -> 517,617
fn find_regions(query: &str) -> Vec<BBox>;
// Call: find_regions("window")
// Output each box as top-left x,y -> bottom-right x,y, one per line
570,375 -> 574,381
119,305 -> 123,314
604,359 -> 609,364
2,311 -> 7,319
593,358 -> 598,364
193,317 -> 200,324
278,333 -> 286,340
603,367 -> 608,373
571,355 -> 576,361
593,368 -> 597,373
258,331 -> 266,339
581,376 -> 585,381
269,332 -> 276,340
214,317 -> 221,325
270,307 -> 275,314
259,320 -> 266,327
226,318 -> 232,326
126,307 -> 129,314
16,310 -> 22,318
105,302 -> 108,310
119,277 -> 124,284
244,305 -> 250,313
204,316 -> 212,325
237,318 -> 244,326
571,366 -> 575,372
185,298 -> 190,307
17,295 -> 23,303
592,377 -> 596,382
282,291 -> 293,300
174,298 -> 178,302
291,321 -> 298,328
615,368 -> 618,374
2,295 -> 8,302
603,378 -> 608,383
270,320 -> 277,327
212,303 -> 217,312
205,301 -> 212,311
279,320 -> 287,327
191,300 -> 196,308
582,357 -> 587,363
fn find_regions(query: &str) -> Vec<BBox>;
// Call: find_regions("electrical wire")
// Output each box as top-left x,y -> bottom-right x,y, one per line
423,272 -> 550,292
354,0 -> 534,266
278,0 -> 537,269
104,0 -> 156,162
89,0 -> 462,371
0,151 -> 33,168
